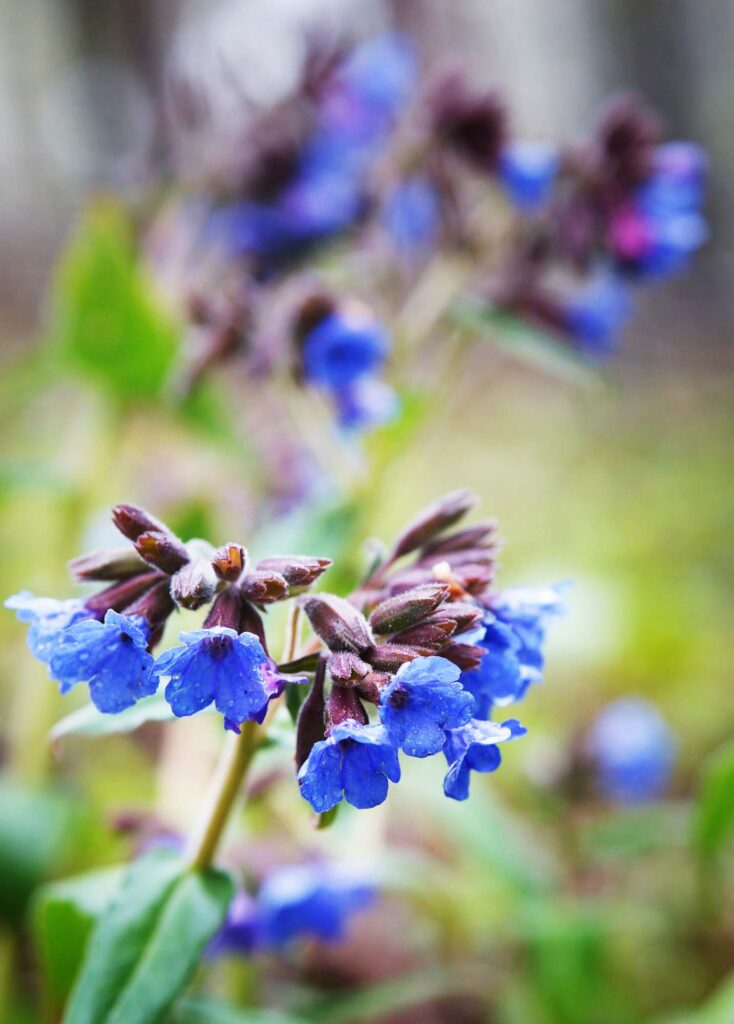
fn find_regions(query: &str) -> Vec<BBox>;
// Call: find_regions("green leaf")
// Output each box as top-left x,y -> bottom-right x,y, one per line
693,739 -> 734,858
653,972 -> 734,1024
451,298 -> 600,388
173,997 -> 308,1024
50,693 -> 179,742
315,805 -> 340,831
63,854 -> 233,1024
51,200 -> 180,403
33,867 -> 123,1015
0,780 -> 79,925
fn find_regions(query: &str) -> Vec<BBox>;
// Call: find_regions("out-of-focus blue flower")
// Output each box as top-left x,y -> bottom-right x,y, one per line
379,655 -> 474,757
460,585 -> 566,718
382,176 -> 441,256
336,34 -> 416,123
153,627 -> 271,728
5,591 -> 90,666
443,718 -> 526,801
610,139 -> 707,279
211,862 -> 376,957
498,141 -> 558,210
586,698 -> 677,803
334,377 -> 398,432
564,276 -> 633,356
302,309 -> 389,392
49,610 -> 156,713
298,721 -> 401,813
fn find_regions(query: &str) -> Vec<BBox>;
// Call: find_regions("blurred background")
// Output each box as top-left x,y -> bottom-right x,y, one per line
1,2 -> 733,1023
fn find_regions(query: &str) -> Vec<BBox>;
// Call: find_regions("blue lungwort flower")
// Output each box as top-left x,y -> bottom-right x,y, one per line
298,721 -> 401,814
5,591 -> 89,667
586,698 -> 677,803
443,718 -> 526,801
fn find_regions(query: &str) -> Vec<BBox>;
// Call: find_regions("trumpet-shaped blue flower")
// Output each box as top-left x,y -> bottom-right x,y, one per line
443,718 -> 526,801
5,591 -> 90,666
587,698 -> 677,803
499,141 -> 558,210
153,627 -> 270,727
334,377 -> 398,432
302,310 -> 389,392
298,721 -> 401,814
460,584 -> 566,718
379,655 -> 474,757
49,609 -> 156,713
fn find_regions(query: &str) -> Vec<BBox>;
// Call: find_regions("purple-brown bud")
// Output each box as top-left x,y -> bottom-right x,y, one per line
170,558 -> 218,610
295,661 -> 326,770
240,570 -> 289,605
203,587 -> 242,630
364,643 -> 421,672
326,683 -> 368,730
301,594 -> 372,654
440,643 -> 485,671
426,68 -> 507,170
212,544 -> 247,583
111,504 -> 169,543
256,555 -> 331,589
327,651 -> 371,684
84,572 -> 162,616
69,548 -> 147,582
355,671 -> 391,705
419,521 -> 498,558
135,531 -> 190,575
124,578 -> 176,631
391,489 -> 477,560
369,582 -> 451,635
390,620 -> 457,650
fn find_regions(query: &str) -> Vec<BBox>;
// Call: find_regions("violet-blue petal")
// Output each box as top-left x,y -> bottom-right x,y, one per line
443,718 -> 526,801
298,722 -> 400,814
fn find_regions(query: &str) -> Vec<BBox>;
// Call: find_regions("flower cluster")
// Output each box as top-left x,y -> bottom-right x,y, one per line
294,490 -> 564,812
6,504 -> 330,729
211,861 -> 375,955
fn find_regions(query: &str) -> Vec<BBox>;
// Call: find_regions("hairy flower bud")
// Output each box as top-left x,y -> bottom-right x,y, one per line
240,570 -> 289,604
391,490 -> 477,560
328,651 -> 371,684
203,587 -> 242,630
170,558 -> 218,611
390,620 -> 457,649
440,642 -> 485,671
135,531 -> 190,575
326,683 -> 368,730
301,594 -> 372,654
68,548 -> 147,582
419,521 -> 498,557
295,661 -> 326,770
111,504 -> 169,543
256,555 -> 331,589
364,643 -> 421,672
212,544 -> 247,583
124,578 -> 176,631
369,583 -> 451,634
84,572 -> 162,616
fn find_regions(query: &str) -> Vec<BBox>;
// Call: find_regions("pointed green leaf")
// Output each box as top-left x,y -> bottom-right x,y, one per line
63,854 -> 233,1024
693,739 -> 734,858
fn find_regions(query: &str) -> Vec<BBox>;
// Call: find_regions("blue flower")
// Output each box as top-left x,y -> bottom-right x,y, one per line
564,276 -> 633,356
443,718 -> 526,801
379,655 -> 474,757
49,609 -> 156,713
208,890 -> 258,957
498,141 -> 558,210
383,176 -> 440,256
256,862 -> 375,948
302,310 -> 389,392
153,627 -> 270,727
298,721 -> 401,813
5,591 -> 90,667
586,698 -> 677,803
334,378 -> 398,432
460,584 -> 566,718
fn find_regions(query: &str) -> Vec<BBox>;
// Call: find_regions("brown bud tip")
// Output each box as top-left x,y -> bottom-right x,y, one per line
328,651 -> 371,684
135,531 -> 190,575
111,504 -> 169,542
391,490 -> 478,560
256,555 -> 332,589
369,582 -> 451,635
170,558 -> 218,610
419,521 -> 498,558
301,594 -> 373,654
240,570 -> 289,605
440,642 -> 486,671
212,544 -> 247,582
69,548 -> 147,582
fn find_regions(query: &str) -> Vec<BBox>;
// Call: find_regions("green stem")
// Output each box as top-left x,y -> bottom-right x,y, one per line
185,720 -> 261,871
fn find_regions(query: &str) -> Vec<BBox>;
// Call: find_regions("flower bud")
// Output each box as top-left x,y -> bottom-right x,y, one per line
212,544 -> 247,583
440,642 -> 485,671
328,651 -> 371,684
69,548 -> 147,582
301,594 -> 372,654
419,521 -> 498,557
135,531 -> 190,575
326,683 -> 368,730
369,583 -> 451,634
111,504 -> 169,542
124,578 -> 175,630
356,671 -> 390,705
170,558 -> 218,610
84,572 -> 162,616
390,620 -> 457,649
295,661 -> 326,770
364,643 -> 420,672
391,490 -> 477,560
240,570 -> 289,604
256,555 -> 331,589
